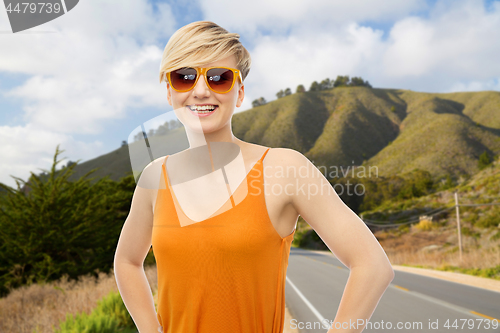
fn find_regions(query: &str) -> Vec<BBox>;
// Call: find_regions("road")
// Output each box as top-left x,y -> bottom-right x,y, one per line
284,247 -> 500,333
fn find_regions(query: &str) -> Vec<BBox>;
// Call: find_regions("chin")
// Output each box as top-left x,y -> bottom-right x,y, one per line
200,123 -> 225,134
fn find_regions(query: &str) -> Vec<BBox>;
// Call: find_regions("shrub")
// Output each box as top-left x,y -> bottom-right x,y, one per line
397,169 -> 433,200
414,219 -> 433,231
398,224 -> 410,233
295,229 -> 328,250
54,290 -> 135,333
478,151 -> 492,170
0,145 -> 134,297
475,211 -> 500,228
55,311 -> 120,333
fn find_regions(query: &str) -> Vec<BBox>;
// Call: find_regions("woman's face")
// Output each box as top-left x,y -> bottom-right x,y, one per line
166,54 -> 245,134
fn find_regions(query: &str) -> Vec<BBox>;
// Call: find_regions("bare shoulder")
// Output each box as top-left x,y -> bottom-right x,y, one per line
259,147 -> 319,185
135,156 -> 168,214
137,156 -> 167,190
265,147 -> 313,169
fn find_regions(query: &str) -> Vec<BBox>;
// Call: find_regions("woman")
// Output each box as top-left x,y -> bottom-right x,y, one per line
114,21 -> 394,333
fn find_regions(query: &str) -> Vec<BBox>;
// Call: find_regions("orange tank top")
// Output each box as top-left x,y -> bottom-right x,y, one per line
152,148 -> 295,333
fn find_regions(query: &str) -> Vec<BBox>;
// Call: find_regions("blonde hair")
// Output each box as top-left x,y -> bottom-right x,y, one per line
159,21 -> 251,84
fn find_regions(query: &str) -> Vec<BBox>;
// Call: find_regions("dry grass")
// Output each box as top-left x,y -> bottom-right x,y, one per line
0,265 -> 158,333
376,224 -> 500,271
0,265 -> 301,333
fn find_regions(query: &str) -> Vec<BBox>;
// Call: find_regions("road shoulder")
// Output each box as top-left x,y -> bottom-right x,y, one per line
305,249 -> 500,293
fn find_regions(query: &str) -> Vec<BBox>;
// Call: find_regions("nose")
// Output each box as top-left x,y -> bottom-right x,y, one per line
192,74 -> 211,98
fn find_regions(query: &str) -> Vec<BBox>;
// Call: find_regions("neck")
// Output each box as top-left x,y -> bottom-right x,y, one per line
185,121 -> 241,149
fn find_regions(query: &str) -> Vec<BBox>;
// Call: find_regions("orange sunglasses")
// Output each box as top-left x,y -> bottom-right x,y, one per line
166,67 -> 243,94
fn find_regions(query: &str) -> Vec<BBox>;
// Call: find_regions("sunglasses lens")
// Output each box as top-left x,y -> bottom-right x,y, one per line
206,68 -> 235,93
170,68 -> 197,91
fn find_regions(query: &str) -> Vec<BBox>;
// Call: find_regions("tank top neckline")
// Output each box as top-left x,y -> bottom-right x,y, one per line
161,148 -> 295,240
163,148 -> 261,215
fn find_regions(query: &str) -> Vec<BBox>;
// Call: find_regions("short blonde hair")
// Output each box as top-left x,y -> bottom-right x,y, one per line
159,21 -> 251,84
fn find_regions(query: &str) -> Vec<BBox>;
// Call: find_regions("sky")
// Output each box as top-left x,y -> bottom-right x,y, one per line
0,0 -> 500,188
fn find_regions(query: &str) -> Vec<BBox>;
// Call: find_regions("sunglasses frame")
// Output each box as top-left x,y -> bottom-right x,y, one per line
166,67 -> 243,94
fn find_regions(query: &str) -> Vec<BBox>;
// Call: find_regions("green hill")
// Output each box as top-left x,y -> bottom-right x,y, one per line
364,93 -> 500,179
62,126 -> 189,184
233,88 -> 500,180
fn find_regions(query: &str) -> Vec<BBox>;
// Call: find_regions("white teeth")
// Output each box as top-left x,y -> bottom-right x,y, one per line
189,105 -> 216,113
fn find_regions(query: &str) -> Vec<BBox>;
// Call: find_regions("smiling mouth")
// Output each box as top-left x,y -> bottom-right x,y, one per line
188,105 -> 218,113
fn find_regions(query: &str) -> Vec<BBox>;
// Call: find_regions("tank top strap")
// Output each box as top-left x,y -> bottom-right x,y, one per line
259,148 -> 271,162
162,149 -> 270,172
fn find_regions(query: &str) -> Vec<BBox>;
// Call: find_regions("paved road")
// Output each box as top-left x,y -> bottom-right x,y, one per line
285,247 -> 500,333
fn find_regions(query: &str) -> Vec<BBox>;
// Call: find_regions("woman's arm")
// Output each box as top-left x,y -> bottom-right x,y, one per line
114,165 -> 162,333
281,149 -> 394,333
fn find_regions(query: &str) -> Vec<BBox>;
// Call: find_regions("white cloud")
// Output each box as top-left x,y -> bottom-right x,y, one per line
0,0 -> 175,187
446,79 -> 500,93
201,0 -> 500,96
242,24 -> 384,103
0,123 -> 105,187
0,0 -> 175,135
383,17 -> 435,77
199,0 -> 427,36
383,0 -> 500,81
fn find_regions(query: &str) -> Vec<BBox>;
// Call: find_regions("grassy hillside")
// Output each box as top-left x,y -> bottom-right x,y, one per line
363,91 -> 500,179
305,87 -> 403,167
64,126 -> 189,184
233,87 -> 500,181
232,92 -> 329,152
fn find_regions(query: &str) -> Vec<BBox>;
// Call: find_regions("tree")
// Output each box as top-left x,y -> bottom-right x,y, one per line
438,174 -> 454,191
350,77 -> 365,87
397,169 -> 433,200
284,88 -> 292,96
320,78 -> 333,90
309,81 -> 320,91
296,84 -> 305,93
334,75 -> 350,87
155,122 -> 170,136
153,120 -> 182,137
0,145 -> 135,297
252,97 -> 267,108
478,151 -> 492,170
352,77 -> 371,88
276,89 -> 285,99
133,131 -> 147,142
169,119 -> 182,130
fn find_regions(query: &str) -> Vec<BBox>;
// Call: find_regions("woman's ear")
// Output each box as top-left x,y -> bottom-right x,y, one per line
236,83 -> 245,108
166,82 -> 173,106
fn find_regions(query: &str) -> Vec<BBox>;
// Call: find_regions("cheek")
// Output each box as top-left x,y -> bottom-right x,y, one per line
171,93 -> 189,107
219,97 -> 236,111
226,92 -> 239,105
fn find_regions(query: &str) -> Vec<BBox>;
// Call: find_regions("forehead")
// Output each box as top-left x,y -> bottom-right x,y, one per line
199,54 -> 238,68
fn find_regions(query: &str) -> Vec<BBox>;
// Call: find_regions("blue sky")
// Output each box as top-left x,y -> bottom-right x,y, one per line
1,0 -> 500,187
